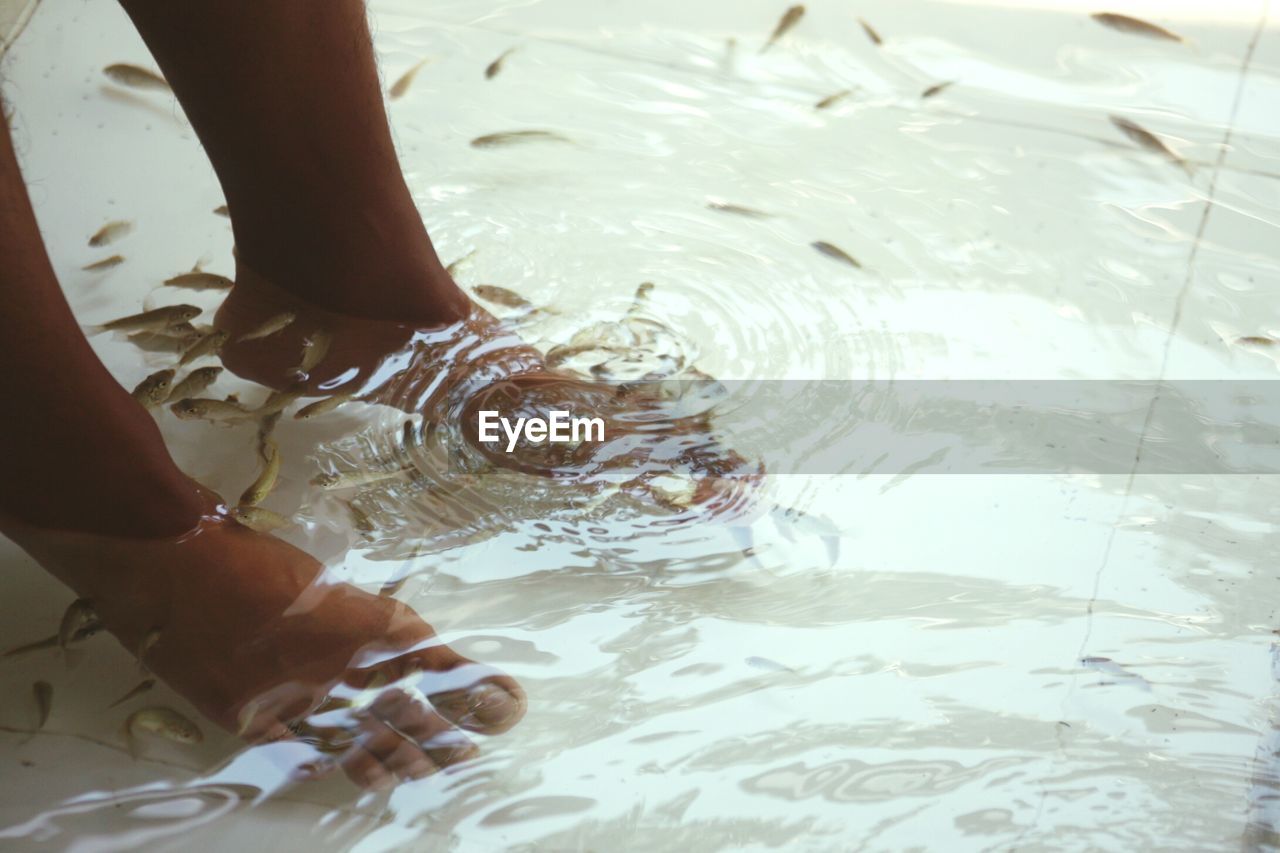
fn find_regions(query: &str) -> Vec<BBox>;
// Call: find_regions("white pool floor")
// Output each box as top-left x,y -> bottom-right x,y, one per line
2,0 -> 1280,850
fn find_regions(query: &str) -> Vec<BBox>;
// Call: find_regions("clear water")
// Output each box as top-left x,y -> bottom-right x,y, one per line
2,0 -> 1280,850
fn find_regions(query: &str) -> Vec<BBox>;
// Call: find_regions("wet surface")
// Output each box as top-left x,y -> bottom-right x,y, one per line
2,0 -> 1280,849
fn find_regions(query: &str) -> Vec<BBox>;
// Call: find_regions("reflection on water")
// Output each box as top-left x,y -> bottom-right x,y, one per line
2,0 -> 1280,849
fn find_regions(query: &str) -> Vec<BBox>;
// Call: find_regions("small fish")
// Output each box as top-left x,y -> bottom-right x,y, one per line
125,706 -> 203,746
136,628 -> 160,671
312,468 -> 411,490
131,369 -> 176,409
256,384 -> 307,417
389,58 -> 431,99
103,63 -> 171,92
473,284 -> 534,311
108,678 -> 156,709
166,366 -> 222,402
33,681 -> 52,729
815,90 -> 851,110
127,328 -> 200,354
1091,12 -> 1183,42
231,505 -> 292,533
922,81 -> 955,99
88,220 -> 133,248
83,255 -> 125,272
257,410 -> 283,448
746,656 -> 796,673
858,18 -> 883,46
446,250 -> 476,277
707,200 -> 771,218
169,397 -> 251,423
761,5 -> 805,53
178,328 -> 230,366
94,304 -> 201,334
294,392 -> 356,420
812,241 -> 862,269
239,440 -> 281,506
629,282 -> 654,315
1237,336 -> 1276,347
213,205 -> 229,217
485,47 -> 518,79
58,599 -> 97,652
1110,115 -> 1191,174
291,329 -> 332,378
238,311 -> 297,342
4,623 -> 101,658
164,271 -> 233,290
470,130 -> 571,148
1080,655 -> 1153,690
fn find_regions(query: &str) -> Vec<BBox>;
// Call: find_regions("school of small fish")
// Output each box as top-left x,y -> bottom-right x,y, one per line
40,4 -> 1207,756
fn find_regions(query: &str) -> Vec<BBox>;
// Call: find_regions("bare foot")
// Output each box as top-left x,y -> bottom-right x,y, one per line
1,492 -> 525,789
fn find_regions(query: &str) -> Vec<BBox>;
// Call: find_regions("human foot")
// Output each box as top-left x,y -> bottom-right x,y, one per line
0,494 -> 525,789
214,263 -> 544,407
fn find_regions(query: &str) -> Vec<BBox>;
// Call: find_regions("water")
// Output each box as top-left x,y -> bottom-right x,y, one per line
2,0 -> 1279,849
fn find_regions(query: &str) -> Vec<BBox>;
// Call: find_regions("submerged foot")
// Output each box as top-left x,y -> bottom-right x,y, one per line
1,493 -> 525,789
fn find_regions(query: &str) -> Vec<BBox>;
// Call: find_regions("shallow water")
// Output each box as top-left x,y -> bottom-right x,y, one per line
2,0 -> 1280,850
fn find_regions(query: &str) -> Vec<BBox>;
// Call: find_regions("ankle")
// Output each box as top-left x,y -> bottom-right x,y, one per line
226,186 -> 469,325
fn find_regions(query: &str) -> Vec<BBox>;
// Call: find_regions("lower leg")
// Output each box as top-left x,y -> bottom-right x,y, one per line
118,0 -> 469,325
0,112 -> 204,537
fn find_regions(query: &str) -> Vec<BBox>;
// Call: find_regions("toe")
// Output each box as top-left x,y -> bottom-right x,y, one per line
339,741 -> 396,791
370,689 -> 479,767
345,628 -> 526,735
354,715 -> 437,782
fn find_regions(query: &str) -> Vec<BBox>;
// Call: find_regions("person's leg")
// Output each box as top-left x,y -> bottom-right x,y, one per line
118,0 -> 469,326
0,81 -> 523,786
0,111 -> 205,537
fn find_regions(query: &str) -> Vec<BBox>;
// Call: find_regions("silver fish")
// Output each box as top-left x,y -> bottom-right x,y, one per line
131,369 -> 176,409
922,81 -> 955,99
95,304 -> 201,334
761,5 -> 805,53
815,90 -> 851,110
389,58 -> 432,100
294,392 -> 356,420
707,200 -> 771,218
1110,115 -> 1191,174
103,63 -> 170,92
473,284 -> 534,311
231,505 -> 291,533
238,311 -> 297,342
178,328 -> 230,366
88,220 -> 133,247
58,599 -> 97,652
166,366 -> 222,402
213,205 -> 229,217
470,130 -> 571,149
108,678 -> 156,709
812,241 -> 862,269
485,48 -> 517,80
33,681 -> 52,729
859,18 -> 883,46
311,468 -> 411,490
83,255 -> 125,272
136,628 -> 160,671
125,706 -> 203,745
256,385 -> 306,417
291,329 -> 332,378
164,271 -> 233,290
170,397 -> 250,423
239,439 -> 281,506
1091,12 -> 1183,42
